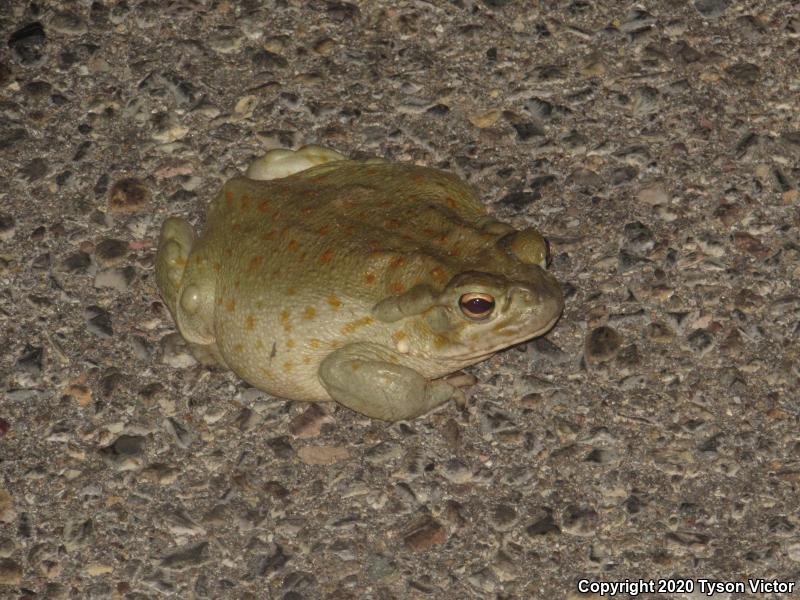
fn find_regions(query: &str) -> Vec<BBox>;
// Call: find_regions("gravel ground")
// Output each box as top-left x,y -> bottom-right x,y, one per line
2,0 -> 800,598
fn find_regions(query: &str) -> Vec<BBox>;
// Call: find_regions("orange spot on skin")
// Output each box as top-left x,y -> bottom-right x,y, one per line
389,256 -> 406,269
392,331 -> 407,343
304,306 -> 316,319
365,273 -> 376,285
244,315 -> 255,330
283,361 -> 293,372
240,195 -> 251,211
367,240 -> 380,250
350,362 -> 361,371
261,230 -> 276,241
391,281 -> 405,294
430,267 -> 446,282
233,280 -> 240,289
248,255 -> 263,271
225,299 -> 236,312
412,174 -> 425,184
310,338 -> 321,349
224,248 -> 233,257
287,287 -> 297,296
260,367 -> 274,379
446,196 -> 457,209
303,356 -> 311,364
174,256 -> 188,266
340,316 -> 374,335
328,295 -> 341,309
280,309 -> 291,332
320,249 -> 334,263
217,297 -> 223,305
286,339 -> 295,349
287,239 -> 300,251
384,218 -> 402,229
317,225 -> 330,236
258,199 -> 270,212
233,343 -> 243,353
225,190 -> 234,207
301,207 -> 313,216
255,340 -> 265,350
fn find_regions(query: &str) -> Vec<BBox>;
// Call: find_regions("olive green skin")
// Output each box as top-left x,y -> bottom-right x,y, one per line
156,151 -> 563,421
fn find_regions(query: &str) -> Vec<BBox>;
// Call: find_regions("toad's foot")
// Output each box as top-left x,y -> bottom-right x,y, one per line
155,217 -> 196,316
245,144 -> 346,181
319,343 -> 463,421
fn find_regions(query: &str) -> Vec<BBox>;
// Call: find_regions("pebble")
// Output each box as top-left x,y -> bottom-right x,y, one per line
0,559 -> 22,585
644,321 -> 674,343
108,178 -> 151,213
441,458 -> 472,483
498,191 -> 537,211
525,510 -> 561,537
94,266 -> 135,292
403,516 -> 446,551
725,62 -> 761,85
622,221 -> 655,254
584,326 -> 622,364
49,11 -> 88,35
297,444 -> 351,465
468,109 -> 502,129
560,504 -> 599,536
8,22 -> 47,65
511,121 -> 545,141
288,404 -> 333,438
60,251 -> 91,273
694,0 -> 730,18
84,306 -> 113,337
151,112 -> 189,143
0,213 -> 15,241
0,489 -> 13,523
94,238 -> 129,266
160,542 -> 209,571
489,503 -> 518,532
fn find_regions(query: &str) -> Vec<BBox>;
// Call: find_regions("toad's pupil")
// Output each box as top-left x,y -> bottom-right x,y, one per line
465,298 -> 494,313
544,238 -> 552,267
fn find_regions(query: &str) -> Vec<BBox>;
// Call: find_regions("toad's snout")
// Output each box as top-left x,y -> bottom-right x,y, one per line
508,268 -> 564,332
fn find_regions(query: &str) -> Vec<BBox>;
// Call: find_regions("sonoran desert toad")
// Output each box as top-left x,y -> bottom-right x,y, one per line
156,146 -> 564,421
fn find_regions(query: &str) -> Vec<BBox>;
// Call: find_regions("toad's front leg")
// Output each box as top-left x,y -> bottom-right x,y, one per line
318,343 -> 462,421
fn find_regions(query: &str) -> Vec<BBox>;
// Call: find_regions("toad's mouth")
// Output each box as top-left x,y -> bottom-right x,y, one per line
441,310 -> 563,363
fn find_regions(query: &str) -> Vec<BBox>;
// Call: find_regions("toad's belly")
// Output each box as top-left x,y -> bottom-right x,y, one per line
215,329 -> 333,402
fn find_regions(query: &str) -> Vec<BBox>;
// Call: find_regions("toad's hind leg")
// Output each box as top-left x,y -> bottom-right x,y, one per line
245,145 -> 346,181
318,343 -> 464,421
155,217 -> 196,317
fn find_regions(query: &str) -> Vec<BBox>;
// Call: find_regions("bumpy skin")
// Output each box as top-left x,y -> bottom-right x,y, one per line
156,147 -> 564,421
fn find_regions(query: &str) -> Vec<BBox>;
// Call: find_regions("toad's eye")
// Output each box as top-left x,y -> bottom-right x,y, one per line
459,293 -> 495,320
